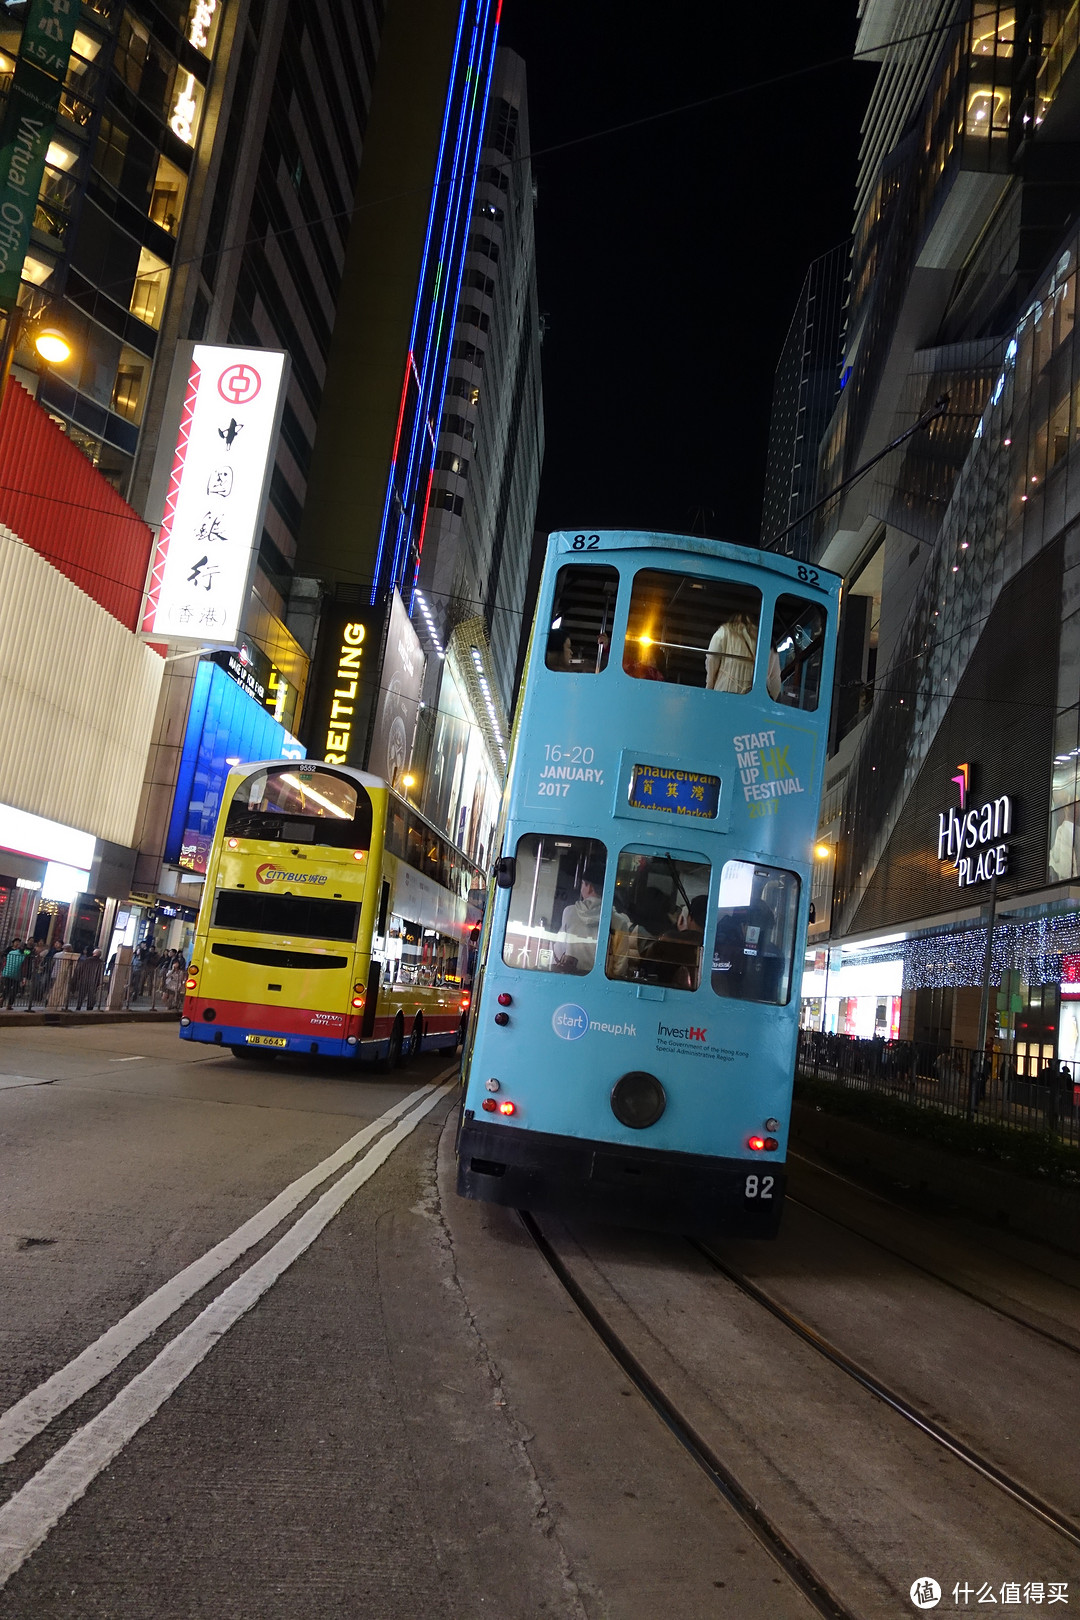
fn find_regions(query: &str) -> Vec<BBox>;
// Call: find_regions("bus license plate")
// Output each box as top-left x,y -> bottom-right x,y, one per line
246,1034 -> 287,1047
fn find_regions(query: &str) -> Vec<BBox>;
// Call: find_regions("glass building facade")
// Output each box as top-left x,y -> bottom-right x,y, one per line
774,0 -> 1080,1060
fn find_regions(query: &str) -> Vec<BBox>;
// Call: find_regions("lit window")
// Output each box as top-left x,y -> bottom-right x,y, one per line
129,246 -> 170,330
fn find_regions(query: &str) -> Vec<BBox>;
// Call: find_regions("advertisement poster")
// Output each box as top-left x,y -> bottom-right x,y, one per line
368,591 -> 425,789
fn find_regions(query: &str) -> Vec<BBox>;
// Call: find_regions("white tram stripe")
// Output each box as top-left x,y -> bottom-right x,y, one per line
0,1079 -> 456,1588
0,1070 -> 456,1466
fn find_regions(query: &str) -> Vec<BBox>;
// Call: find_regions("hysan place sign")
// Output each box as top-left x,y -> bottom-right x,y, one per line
936,763 -> 1013,887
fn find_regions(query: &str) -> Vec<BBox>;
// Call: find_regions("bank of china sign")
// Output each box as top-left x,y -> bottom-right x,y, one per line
142,345 -> 287,644
936,762 -> 1013,887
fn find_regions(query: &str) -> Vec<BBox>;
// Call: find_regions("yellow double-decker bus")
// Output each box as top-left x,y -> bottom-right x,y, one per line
180,760 -> 482,1064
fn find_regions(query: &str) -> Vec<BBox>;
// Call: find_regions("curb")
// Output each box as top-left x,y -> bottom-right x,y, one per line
0,1011 -> 180,1028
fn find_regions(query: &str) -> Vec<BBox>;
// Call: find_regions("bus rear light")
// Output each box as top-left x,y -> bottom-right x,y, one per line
353,981 -> 364,992
497,1100 -> 515,1116
748,1136 -> 779,1152
352,850 -> 364,860
185,978 -> 198,991
188,964 -> 199,975
351,995 -> 365,1009
460,995 -> 471,1009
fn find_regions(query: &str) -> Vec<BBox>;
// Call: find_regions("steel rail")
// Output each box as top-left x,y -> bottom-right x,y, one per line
518,1210 -> 859,1620
692,1240 -> 1080,1553
786,1192 -> 1080,1358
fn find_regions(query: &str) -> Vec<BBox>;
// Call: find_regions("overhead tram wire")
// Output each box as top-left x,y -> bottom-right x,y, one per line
63,13 -> 966,316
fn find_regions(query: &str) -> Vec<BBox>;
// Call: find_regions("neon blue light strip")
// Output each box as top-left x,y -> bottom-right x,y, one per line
389,2 -> 494,594
413,0 -> 500,607
385,0 -> 500,600
370,0 -> 471,602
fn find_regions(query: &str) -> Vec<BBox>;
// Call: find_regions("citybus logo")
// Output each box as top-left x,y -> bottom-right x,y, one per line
255,863 -> 327,886
552,1003 -> 589,1040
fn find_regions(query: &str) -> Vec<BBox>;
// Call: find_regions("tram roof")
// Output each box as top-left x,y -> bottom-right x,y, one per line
545,530 -> 842,587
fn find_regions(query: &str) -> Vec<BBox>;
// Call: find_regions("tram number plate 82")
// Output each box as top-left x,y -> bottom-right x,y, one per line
744,1174 -> 774,1199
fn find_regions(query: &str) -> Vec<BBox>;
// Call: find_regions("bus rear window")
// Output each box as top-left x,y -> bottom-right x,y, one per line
623,569 -> 764,690
545,565 -> 618,673
213,890 -> 361,942
225,766 -> 372,849
711,861 -> 799,1005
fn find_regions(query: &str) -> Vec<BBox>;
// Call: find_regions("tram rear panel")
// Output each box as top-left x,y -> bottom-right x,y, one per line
457,530 -> 840,1236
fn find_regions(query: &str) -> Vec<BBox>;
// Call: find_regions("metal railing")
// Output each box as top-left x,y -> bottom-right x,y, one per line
797,1029 -> 1080,1149
0,956 -> 185,1015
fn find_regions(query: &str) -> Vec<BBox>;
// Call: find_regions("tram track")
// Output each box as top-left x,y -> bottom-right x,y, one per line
518,1210 -> 858,1620
691,1240 -> 1080,1555
519,1203 -> 1080,1619
785,1192 -> 1080,1357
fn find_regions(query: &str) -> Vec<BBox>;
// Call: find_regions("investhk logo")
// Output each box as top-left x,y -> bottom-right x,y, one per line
552,1003 -> 589,1040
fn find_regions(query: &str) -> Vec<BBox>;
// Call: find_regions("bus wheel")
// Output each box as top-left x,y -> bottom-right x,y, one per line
406,1017 -> 423,1061
380,1018 -> 403,1071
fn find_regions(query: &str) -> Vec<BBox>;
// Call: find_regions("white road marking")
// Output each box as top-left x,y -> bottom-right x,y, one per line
0,1068 -> 457,1465
110,1057 -> 144,1063
0,1079 -> 455,1587
0,1076 -> 55,1091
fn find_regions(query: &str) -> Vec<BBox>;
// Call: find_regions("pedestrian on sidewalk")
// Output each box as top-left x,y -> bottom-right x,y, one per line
2,939 -> 26,1008
72,948 -> 104,1011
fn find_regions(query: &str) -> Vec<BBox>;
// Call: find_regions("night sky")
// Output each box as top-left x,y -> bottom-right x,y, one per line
499,5 -> 877,547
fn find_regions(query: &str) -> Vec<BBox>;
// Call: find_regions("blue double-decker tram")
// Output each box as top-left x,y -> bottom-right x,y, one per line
456,529 -> 841,1236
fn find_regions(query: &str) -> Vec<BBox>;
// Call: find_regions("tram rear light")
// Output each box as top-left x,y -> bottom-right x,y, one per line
497,993 -> 512,1006
482,1098 -> 497,1112
498,1100 -> 515,1115
494,1012 -> 509,1026
748,1135 -> 779,1152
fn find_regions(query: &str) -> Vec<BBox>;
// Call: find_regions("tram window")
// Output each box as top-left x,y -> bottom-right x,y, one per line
711,861 -> 800,1005
604,847 -> 711,991
545,565 -> 618,673
770,596 -> 827,712
623,569 -> 763,690
502,833 -> 608,974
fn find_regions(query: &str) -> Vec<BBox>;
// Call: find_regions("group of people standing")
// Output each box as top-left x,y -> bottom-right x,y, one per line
1,940 -> 104,1010
0,938 -> 190,1011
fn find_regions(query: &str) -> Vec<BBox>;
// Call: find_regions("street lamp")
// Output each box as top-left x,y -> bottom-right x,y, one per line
0,306 -> 75,407
401,773 -> 415,802
812,842 -> 834,1031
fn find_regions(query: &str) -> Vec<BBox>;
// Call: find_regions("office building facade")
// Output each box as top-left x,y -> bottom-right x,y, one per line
779,0 -> 1080,1069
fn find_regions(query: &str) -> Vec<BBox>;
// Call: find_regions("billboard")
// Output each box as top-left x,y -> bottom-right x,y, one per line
368,591 -> 425,789
141,345 -> 288,643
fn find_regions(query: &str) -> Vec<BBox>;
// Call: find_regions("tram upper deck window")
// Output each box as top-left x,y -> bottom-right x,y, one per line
770,595 -> 827,711
711,860 -> 800,1005
224,766 -> 372,849
502,833 -> 608,974
623,569 -> 765,690
604,847 -> 711,990
545,565 -> 618,673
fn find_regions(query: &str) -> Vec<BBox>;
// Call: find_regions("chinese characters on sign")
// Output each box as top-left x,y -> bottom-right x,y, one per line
628,764 -> 720,818
141,344 -> 288,644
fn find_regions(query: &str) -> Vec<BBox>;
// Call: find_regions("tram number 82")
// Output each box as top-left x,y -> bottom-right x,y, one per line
571,534 -> 601,549
744,1175 -> 774,1198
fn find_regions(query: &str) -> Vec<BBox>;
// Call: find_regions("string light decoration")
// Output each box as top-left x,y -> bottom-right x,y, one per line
838,909 -> 1080,991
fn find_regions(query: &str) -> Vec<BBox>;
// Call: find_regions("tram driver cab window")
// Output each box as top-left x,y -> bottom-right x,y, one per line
502,834 -> 608,974
623,569 -> 765,691
604,847 -> 711,990
545,565 -> 618,674
711,860 -> 800,1005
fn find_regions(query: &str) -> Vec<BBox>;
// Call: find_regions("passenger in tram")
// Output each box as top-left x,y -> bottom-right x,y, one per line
554,858 -> 625,975
704,614 -> 782,697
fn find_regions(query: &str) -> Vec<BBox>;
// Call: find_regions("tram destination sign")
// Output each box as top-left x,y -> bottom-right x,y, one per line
936,762 -> 1013,887
628,764 -> 720,818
